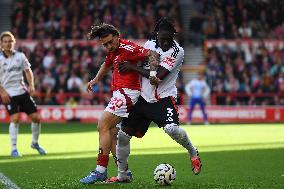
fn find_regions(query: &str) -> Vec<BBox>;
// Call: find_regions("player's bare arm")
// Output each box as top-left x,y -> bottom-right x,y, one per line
24,68 -> 35,95
0,86 -> 10,104
87,62 -> 112,93
147,50 -> 160,72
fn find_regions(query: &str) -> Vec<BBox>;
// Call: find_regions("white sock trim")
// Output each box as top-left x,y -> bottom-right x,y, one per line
31,122 -> 41,144
9,122 -> 19,151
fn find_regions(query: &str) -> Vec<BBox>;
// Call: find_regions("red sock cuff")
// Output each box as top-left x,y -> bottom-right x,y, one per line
97,154 -> 109,167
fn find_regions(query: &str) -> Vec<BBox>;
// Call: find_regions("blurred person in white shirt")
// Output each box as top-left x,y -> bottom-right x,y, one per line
185,71 -> 210,125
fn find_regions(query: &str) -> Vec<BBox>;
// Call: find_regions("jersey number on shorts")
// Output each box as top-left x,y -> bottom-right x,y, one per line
110,97 -> 124,111
166,108 -> 174,122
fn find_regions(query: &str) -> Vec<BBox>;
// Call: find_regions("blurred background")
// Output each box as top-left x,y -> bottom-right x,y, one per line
0,0 -> 284,123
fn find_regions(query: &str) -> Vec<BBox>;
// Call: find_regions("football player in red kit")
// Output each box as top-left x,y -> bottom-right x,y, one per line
80,23 -> 159,184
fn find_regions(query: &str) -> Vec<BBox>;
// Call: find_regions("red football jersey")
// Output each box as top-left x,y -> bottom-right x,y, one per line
105,39 -> 149,91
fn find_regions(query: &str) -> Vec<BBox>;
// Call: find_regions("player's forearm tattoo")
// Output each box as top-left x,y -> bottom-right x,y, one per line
148,51 -> 160,71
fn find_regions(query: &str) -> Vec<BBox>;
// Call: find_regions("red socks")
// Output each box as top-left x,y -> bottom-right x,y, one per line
96,154 -> 109,167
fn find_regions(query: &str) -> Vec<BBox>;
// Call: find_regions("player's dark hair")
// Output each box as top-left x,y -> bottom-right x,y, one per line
88,23 -> 120,40
150,17 -> 176,47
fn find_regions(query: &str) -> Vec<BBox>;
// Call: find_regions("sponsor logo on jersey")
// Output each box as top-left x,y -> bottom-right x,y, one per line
120,43 -> 135,52
163,57 -> 175,68
4,66 -> 22,72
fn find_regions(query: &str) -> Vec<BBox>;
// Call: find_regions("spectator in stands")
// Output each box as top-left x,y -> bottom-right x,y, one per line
10,0 -> 186,106
11,0 -> 184,44
189,0 -> 284,40
185,71 -> 210,125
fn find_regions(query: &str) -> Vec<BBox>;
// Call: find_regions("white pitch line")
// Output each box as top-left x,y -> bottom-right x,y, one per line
0,172 -> 21,189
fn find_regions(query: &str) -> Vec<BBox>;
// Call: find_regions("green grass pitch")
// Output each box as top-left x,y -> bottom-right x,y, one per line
0,123 -> 284,189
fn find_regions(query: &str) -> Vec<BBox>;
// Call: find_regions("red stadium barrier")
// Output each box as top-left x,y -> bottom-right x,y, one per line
179,106 -> 284,123
0,105 -> 283,123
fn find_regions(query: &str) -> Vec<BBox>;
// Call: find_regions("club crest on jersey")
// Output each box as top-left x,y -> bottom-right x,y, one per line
163,57 -> 175,68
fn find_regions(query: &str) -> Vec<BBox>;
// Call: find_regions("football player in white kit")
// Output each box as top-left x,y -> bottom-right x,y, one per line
107,18 -> 202,183
0,31 -> 46,157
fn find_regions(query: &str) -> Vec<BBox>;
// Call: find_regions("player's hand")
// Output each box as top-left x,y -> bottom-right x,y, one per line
87,79 -> 97,93
28,86 -> 35,96
0,90 -> 11,104
118,61 -> 133,73
149,76 -> 161,86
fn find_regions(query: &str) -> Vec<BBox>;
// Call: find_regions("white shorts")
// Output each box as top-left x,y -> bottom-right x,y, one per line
105,88 -> 140,118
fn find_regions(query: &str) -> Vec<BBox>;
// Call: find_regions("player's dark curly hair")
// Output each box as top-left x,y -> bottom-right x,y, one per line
150,17 -> 176,47
88,23 -> 120,40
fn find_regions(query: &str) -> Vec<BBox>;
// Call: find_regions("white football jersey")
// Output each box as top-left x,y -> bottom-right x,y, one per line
185,79 -> 210,99
141,40 -> 184,103
0,51 -> 31,96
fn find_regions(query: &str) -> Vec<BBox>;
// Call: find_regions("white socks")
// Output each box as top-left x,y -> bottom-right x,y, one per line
116,130 -> 131,180
9,122 -> 19,151
31,122 -> 41,144
95,165 -> 107,173
163,124 -> 197,158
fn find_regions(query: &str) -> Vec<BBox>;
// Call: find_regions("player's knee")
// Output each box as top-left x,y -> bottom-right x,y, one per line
29,112 -> 40,123
97,114 -> 117,133
163,123 -> 179,137
10,114 -> 19,123
117,129 -> 131,146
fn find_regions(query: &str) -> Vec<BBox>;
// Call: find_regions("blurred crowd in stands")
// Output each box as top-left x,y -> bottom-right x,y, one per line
9,0 -> 284,107
205,42 -> 284,105
190,0 -> 284,45
12,0 -> 185,106
188,0 -> 284,105
11,0 -> 183,43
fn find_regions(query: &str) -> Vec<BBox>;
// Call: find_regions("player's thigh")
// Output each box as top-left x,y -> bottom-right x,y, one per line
122,116 -> 151,138
10,113 -> 20,123
19,93 -> 38,115
149,96 -> 179,126
28,112 -> 40,123
121,97 -> 151,138
98,111 -> 122,133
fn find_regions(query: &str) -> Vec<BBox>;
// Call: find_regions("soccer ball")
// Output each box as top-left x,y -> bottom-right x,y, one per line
153,163 -> 176,185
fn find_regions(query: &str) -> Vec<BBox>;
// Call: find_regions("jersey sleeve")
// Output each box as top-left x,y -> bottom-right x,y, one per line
160,48 -> 184,71
22,53 -> 31,70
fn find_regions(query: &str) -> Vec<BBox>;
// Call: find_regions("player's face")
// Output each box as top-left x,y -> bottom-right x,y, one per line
1,36 -> 15,52
100,34 -> 120,52
157,31 -> 173,52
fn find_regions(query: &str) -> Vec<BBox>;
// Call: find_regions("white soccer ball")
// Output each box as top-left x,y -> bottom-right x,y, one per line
153,163 -> 176,185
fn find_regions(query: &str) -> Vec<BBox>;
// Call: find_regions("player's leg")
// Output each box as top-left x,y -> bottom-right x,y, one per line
199,98 -> 209,124
21,92 -> 46,155
188,98 -> 197,124
9,113 -> 20,157
163,123 -> 201,174
152,97 -> 202,175
97,111 -> 122,167
108,96 -> 150,183
116,124 -> 150,181
5,96 -> 21,157
28,112 -> 46,155
80,111 -> 122,184
110,126 -> 119,161
80,88 -> 139,184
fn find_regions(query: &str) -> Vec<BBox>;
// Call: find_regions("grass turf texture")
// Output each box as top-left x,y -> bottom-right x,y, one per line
0,123 -> 283,189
